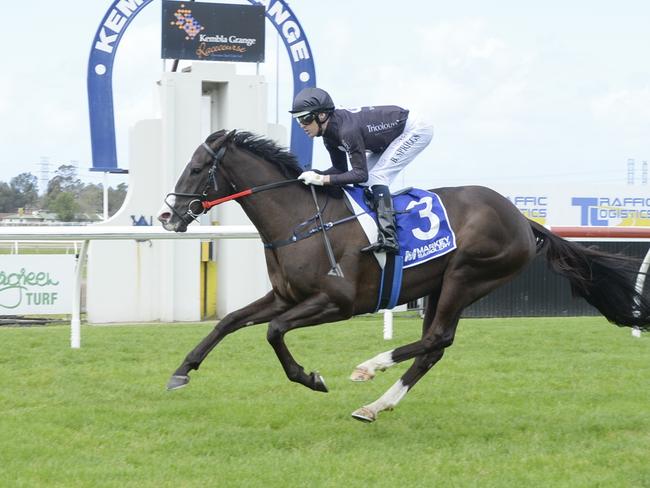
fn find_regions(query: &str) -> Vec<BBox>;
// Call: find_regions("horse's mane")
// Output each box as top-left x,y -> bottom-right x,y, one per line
206,130 -> 303,179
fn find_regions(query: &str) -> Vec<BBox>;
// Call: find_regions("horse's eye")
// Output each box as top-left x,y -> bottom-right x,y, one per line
190,166 -> 202,175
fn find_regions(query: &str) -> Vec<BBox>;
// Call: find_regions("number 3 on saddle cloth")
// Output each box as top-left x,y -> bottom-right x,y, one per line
343,186 -> 457,312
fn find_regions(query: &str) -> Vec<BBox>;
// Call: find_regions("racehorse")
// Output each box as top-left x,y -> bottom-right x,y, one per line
158,129 -> 650,422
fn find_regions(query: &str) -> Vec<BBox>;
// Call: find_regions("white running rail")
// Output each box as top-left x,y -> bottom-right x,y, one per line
0,226 -> 259,348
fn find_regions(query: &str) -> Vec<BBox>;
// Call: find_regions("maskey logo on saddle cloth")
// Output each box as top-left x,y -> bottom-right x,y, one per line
343,187 -> 457,269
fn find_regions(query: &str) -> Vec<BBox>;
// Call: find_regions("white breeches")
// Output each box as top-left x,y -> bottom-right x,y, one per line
364,114 -> 434,187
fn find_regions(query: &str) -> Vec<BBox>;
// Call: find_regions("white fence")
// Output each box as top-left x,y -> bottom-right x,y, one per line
0,226 -> 259,348
1,225 -> 649,348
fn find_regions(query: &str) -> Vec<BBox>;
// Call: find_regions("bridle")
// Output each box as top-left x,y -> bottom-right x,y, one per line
164,138 -> 351,274
164,141 -> 301,226
163,142 -> 226,226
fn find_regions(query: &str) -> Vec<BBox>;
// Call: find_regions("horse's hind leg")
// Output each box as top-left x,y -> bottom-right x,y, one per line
351,348 -> 447,422
350,290 -> 441,382
351,311 -> 459,423
351,259 -> 525,422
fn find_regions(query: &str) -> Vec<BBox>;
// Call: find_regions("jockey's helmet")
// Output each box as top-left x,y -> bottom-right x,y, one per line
289,87 -> 335,118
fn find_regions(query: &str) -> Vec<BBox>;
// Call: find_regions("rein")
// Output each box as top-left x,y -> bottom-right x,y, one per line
167,139 -> 362,251
201,178 -> 362,251
165,142 -> 299,225
201,179 -> 302,210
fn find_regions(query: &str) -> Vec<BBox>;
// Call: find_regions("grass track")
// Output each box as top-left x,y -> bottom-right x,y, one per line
1,315 -> 649,487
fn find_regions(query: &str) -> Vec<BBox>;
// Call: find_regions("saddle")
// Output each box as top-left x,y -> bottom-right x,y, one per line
343,186 -> 457,269
344,186 -> 458,311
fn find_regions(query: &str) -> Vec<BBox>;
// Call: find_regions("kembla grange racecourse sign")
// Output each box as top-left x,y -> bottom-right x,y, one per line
88,0 -> 316,172
162,1 -> 265,62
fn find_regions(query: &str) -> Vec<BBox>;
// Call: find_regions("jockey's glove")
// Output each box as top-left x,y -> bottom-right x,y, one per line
298,171 -> 325,186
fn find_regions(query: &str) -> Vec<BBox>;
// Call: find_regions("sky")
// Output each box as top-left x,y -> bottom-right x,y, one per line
1,1 -> 649,192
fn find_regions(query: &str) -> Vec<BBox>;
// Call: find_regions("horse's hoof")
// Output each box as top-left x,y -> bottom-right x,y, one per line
166,375 -> 190,390
350,367 -> 374,382
311,372 -> 328,393
351,406 -> 376,423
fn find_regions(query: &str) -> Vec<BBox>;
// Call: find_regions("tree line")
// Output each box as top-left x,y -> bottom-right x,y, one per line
0,165 -> 127,221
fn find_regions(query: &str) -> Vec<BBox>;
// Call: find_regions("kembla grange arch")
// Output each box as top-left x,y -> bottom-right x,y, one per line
84,0 -> 318,325
87,0 -> 317,173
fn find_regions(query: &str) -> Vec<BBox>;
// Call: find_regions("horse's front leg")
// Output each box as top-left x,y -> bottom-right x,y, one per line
167,291 -> 290,390
266,292 -> 349,392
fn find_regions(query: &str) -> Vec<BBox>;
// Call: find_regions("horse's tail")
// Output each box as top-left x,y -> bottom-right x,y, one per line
530,220 -> 650,330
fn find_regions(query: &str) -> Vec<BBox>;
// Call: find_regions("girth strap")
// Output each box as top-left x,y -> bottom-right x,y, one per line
263,214 -> 359,249
375,254 -> 404,312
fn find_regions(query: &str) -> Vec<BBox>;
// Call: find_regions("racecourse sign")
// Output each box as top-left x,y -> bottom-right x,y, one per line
161,1 -> 266,63
88,0 -> 316,172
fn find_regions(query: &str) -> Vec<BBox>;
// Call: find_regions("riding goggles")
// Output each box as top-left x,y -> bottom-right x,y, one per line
297,112 -> 317,126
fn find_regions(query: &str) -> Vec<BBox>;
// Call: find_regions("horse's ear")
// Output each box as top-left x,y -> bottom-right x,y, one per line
226,129 -> 237,141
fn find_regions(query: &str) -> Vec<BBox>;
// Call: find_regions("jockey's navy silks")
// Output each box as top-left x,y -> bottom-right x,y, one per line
321,106 -> 409,185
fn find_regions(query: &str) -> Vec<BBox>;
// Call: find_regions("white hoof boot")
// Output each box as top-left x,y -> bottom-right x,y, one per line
351,406 -> 376,423
349,367 -> 375,382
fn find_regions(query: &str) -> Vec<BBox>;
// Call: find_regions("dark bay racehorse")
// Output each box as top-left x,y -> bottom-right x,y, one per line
158,129 -> 650,422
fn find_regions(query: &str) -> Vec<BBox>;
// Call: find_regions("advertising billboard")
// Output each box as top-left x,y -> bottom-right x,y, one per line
0,255 -> 75,314
162,1 -> 265,63
495,183 -> 650,227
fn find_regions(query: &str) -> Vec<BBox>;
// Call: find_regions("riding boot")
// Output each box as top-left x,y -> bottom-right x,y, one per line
361,185 -> 399,254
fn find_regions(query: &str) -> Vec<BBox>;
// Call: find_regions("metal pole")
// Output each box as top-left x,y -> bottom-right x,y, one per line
103,172 -> 109,221
383,309 -> 393,340
71,240 -> 88,349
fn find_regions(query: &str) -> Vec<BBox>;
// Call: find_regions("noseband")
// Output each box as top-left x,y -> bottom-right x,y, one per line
164,142 -> 227,225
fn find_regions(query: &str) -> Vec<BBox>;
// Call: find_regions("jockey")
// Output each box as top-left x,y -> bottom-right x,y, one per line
290,87 -> 434,254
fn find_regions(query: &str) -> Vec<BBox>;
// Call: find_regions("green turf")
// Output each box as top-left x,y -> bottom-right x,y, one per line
1,316 -> 649,487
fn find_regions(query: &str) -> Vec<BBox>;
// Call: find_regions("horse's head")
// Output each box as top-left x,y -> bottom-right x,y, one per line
158,129 -> 235,232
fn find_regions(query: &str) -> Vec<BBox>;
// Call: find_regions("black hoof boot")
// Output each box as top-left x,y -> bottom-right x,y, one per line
310,372 -> 329,393
166,374 -> 190,391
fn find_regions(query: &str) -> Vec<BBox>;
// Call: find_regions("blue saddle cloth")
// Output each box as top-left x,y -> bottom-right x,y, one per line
345,187 -> 457,269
